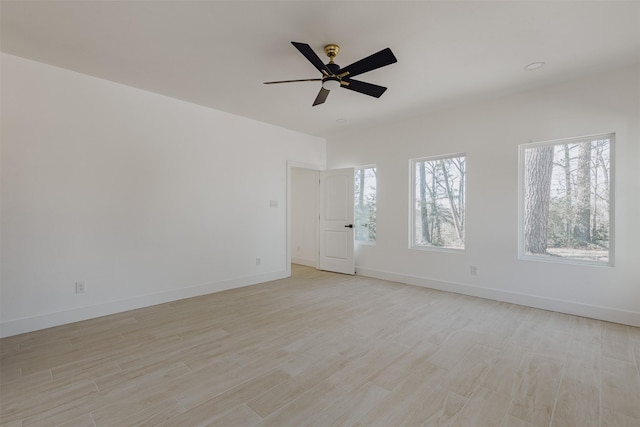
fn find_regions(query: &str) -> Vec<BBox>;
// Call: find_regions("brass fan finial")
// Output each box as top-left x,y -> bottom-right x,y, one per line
324,44 -> 340,64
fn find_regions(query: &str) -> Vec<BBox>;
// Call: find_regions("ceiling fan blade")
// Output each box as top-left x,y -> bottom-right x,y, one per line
263,78 -> 322,84
291,42 -> 332,76
342,79 -> 387,98
338,48 -> 397,78
312,88 -> 330,106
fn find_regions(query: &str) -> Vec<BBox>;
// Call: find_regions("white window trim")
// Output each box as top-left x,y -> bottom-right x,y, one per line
409,152 -> 466,253
517,133 -> 615,267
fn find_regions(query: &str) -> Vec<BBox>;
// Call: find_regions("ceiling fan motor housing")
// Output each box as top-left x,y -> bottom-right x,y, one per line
322,62 -> 342,91
326,63 -> 340,74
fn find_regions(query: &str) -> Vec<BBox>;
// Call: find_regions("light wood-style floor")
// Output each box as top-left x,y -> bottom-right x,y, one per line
1,265 -> 639,426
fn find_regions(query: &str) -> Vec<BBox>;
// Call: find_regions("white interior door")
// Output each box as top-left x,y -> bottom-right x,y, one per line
319,168 -> 355,274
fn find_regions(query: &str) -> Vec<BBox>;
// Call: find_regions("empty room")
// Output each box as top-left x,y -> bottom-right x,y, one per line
1,1 -> 639,426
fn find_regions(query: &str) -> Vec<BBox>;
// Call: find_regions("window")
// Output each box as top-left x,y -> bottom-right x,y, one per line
519,134 -> 614,265
354,166 -> 376,242
411,154 -> 466,250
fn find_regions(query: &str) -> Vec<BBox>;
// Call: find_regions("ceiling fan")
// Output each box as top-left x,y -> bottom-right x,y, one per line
264,42 -> 397,106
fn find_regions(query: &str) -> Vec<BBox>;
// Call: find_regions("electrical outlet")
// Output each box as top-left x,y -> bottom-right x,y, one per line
470,266 -> 478,276
256,257 -> 261,266
75,281 -> 86,293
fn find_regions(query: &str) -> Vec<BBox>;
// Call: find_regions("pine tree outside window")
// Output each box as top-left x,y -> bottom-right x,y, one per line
519,134 -> 614,265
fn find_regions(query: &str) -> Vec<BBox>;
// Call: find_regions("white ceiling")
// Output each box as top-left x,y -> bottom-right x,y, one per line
2,1 -> 640,138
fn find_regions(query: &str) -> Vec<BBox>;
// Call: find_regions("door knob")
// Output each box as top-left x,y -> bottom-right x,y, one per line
344,224 -> 353,228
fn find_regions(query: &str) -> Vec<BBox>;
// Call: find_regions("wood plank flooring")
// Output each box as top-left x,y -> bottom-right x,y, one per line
1,265 -> 639,426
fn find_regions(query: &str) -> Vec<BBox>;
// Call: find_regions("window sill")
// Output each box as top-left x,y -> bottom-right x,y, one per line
409,245 -> 465,254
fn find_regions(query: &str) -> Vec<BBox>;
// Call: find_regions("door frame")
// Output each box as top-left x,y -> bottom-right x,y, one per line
286,160 -> 323,277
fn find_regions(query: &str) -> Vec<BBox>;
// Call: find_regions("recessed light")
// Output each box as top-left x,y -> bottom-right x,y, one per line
336,118 -> 347,124
525,62 -> 545,71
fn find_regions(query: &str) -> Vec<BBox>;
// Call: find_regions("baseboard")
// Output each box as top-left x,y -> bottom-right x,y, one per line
356,267 -> 640,327
0,270 -> 289,338
291,257 -> 316,268
5,267 -> 637,337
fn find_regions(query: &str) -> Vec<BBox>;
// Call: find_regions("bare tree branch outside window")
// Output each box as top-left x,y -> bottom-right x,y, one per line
354,167 -> 376,242
412,155 -> 466,250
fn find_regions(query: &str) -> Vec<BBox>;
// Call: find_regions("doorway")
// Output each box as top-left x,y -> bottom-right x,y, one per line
290,166 -> 319,269
286,162 -> 355,277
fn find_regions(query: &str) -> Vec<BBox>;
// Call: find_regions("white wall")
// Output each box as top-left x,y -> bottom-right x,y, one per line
291,168 -> 318,267
0,53 -> 325,337
326,64 -> 640,326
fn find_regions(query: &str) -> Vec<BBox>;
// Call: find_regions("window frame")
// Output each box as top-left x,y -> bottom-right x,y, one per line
518,133 -> 615,267
409,152 -> 466,253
